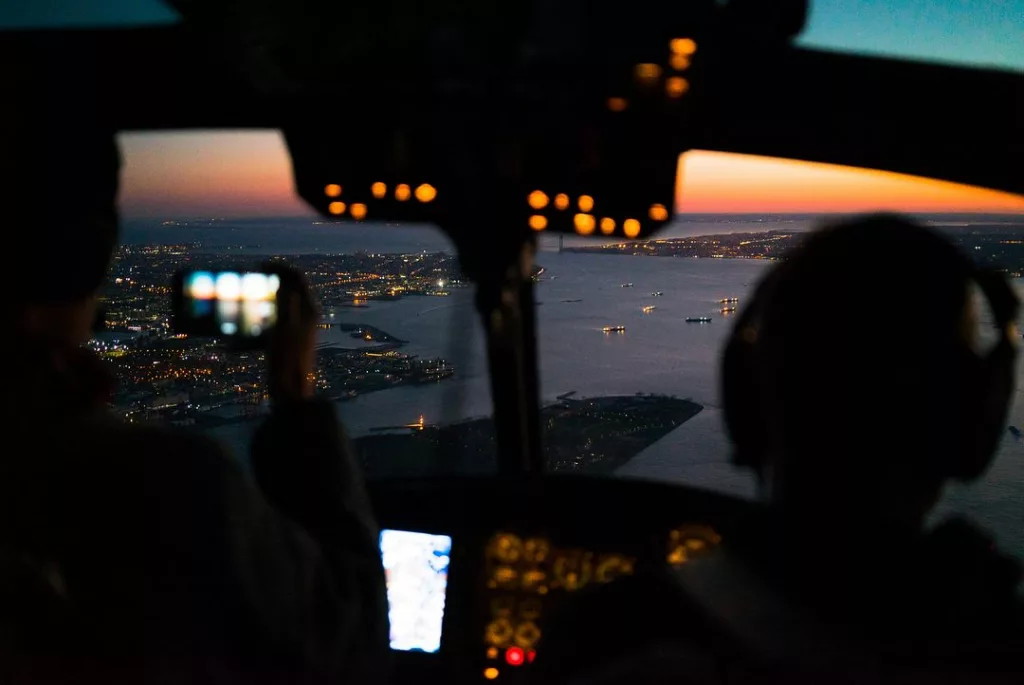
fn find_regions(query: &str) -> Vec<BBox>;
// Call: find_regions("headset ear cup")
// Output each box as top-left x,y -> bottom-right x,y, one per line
955,267 -> 1021,480
953,345 -> 1016,481
721,266 -> 787,473
721,333 -> 766,471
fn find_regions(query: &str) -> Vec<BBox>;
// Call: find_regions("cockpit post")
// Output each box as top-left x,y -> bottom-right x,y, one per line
448,204 -> 545,479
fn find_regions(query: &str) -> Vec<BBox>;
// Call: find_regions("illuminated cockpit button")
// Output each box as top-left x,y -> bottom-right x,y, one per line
415,184 -> 437,202
667,524 -> 721,566
523,538 -> 550,563
514,621 -> 541,649
667,545 -> 688,566
485,618 -> 514,647
506,646 -> 525,666
528,190 -> 549,209
607,97 -> 628,112
574,213 -> 596,236
634,63 -> 662,85
595,554 -> 634,583
521,569 -> 546,592
489,533 -> 523,563
494,566 -> 518,587
670,37 -> 697,56
553,553 -> 592,591
649,203 -> 670,221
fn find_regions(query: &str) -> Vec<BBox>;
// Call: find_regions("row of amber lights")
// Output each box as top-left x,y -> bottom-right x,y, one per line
323,182 -> 437,220
527,190 -> 669,239
607,37 -> 697,112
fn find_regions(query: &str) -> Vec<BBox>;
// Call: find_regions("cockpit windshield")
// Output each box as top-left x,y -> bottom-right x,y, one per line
532,151 -> 1024,560
6,4 -> 1024,684
108,130 -> 1024,559
110,130 -> 495,477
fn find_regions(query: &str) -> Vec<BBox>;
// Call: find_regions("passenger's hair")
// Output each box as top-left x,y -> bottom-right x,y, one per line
1,80 -> 120,304
754,215 -> 976,478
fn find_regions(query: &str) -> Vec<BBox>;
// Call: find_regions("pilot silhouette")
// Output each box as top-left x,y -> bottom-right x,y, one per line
714,214 -> 1024,680
534,216 -> 1023,685
0,111 -> 388,682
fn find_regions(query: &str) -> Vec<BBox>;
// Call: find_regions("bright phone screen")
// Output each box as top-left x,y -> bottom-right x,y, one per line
181,271 -> 280,337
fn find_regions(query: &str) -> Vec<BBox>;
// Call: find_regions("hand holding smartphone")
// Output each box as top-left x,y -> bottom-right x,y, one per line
172,265 -> 319,402
172,270 -> 282,345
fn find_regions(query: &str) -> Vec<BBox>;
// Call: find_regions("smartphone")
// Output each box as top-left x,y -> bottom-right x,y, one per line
172,270 -> 281,342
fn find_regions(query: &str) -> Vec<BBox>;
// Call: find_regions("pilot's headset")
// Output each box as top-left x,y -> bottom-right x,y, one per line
721,219 -> 1020,484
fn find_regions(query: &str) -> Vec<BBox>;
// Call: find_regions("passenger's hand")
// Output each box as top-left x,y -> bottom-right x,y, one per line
263,262 -> 318,405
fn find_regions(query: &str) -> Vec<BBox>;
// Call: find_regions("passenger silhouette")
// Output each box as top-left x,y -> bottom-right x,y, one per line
0,124 -> 389,681
534,216 -> 1023,685
711,214 -> 1024,680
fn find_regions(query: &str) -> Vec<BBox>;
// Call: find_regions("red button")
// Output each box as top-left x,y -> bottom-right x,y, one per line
506,647 -> 525,666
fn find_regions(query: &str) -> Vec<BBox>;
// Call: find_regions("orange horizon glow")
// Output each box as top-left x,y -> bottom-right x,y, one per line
675,151 -> 1024,215
117,132 -> 1024,218
118,131 -> 313,219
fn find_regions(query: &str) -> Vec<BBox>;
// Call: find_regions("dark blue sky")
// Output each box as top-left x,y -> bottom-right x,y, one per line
797,0 -> 1023,71
1,1 -> 1021,71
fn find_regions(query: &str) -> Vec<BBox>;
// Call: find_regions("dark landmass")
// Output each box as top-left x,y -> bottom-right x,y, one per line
353,394 -> 702,478
315,322 -> 407,345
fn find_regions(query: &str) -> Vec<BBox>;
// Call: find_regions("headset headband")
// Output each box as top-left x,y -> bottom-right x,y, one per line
732,252 -> 1019,363
972,267 -> 1020,345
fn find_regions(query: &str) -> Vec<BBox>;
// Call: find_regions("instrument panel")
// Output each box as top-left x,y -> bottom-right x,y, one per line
475,524 -> 722,681
371,475 -> 752,684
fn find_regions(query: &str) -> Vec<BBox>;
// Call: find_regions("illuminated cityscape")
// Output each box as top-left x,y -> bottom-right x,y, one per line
568,223 -> 1024,276
91,223 -> 1024,475
89,240 -> 707,473
92,244 -> 463,426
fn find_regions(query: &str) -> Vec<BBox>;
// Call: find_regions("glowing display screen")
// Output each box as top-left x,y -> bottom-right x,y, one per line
181,271 -> 280,338
380,529 -> 452,653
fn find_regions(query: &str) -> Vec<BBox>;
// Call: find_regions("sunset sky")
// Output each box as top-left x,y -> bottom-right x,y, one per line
674,151 -> 1024,215
117,131 -> 1024,219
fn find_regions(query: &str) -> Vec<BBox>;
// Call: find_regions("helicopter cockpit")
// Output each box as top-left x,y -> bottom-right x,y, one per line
2,1 -> 1022,683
